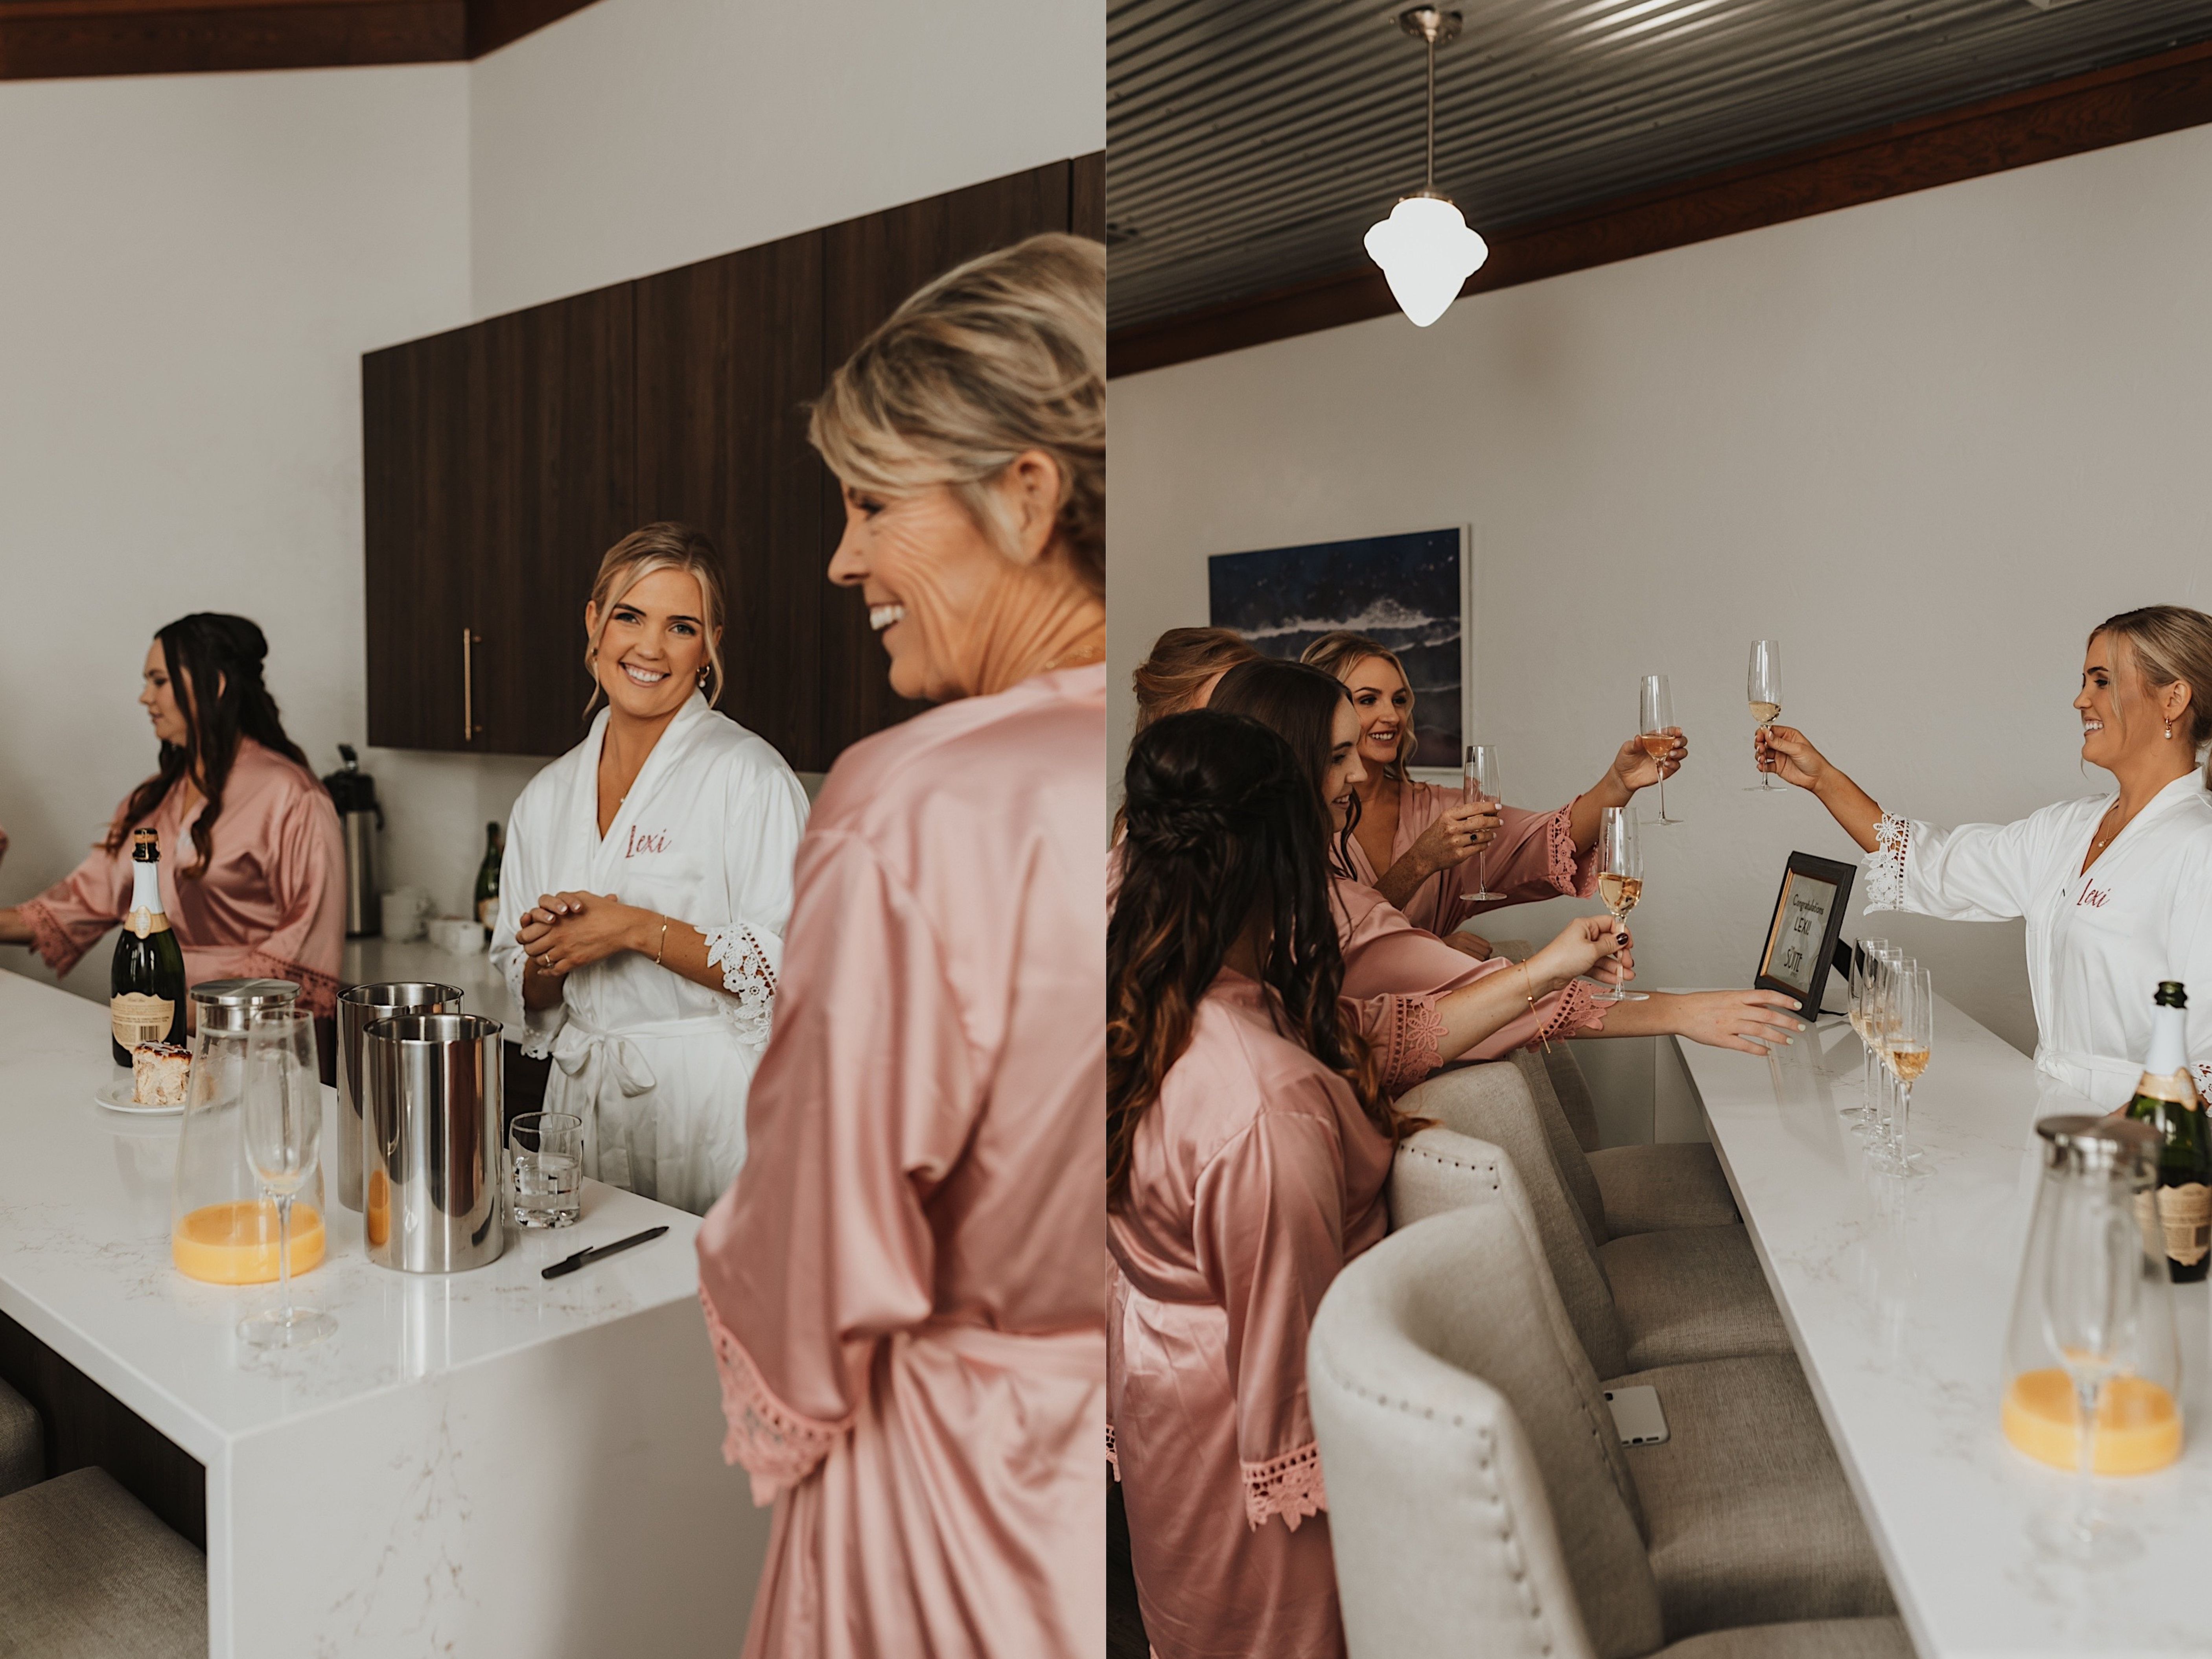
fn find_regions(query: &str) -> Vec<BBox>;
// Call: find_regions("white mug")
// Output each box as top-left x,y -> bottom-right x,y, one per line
429,916 -> 485,955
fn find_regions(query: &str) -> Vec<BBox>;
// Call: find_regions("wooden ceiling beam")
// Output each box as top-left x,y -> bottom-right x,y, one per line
1109,35 -> 2212,378
0,0 -> 595,78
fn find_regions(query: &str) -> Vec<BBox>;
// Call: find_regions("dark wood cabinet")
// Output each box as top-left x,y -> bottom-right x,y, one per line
364,287 -> 634,757
365,153 -> 1101,770
635,232 -> 825,765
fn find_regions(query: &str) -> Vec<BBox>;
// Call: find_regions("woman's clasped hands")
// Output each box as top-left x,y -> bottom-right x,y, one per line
518,891 -> 658,979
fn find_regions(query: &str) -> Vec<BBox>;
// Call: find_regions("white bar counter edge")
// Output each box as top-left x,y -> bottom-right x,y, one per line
1674,995 -> 2210,1659
0,969 -> 770,1657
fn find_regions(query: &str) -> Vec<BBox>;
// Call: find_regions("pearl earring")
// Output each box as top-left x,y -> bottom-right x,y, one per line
2166,721 -> 2175,739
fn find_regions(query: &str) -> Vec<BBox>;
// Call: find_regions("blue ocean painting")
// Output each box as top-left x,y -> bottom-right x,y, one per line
1208,528 -> 1463,767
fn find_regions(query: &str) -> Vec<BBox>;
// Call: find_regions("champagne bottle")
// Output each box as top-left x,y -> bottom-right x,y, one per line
2124,980 -> 2210,1283
474,821 -> 503,939
110,829 -> 187,1068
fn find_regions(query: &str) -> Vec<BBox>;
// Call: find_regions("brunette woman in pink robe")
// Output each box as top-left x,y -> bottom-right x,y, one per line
1302,629 -> 1689,946
0,614 -> 343,1015
694,234 -> 1107,1658
1107,709 -> 1621,1659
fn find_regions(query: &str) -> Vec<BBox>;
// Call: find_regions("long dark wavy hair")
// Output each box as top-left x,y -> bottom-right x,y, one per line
1206,657 -> 1363,876
107,614 -> 317,879
1108,711 -> 1400,1206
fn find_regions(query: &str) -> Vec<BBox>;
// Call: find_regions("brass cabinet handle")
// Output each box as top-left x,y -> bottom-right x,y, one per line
461,628 -> 484,743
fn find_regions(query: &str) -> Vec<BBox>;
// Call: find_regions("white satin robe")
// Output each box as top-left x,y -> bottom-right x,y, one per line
490,694 -> 809,1214
1863,773 -> 2212,1106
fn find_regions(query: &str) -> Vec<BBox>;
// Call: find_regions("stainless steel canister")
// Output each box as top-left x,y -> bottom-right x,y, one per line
336,982 -> 463,1212
362,1013 -> 505,1273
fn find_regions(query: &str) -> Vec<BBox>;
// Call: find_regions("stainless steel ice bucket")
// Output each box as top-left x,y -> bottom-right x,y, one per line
363,1013 -> 504,1273
336,982 -> 463,1212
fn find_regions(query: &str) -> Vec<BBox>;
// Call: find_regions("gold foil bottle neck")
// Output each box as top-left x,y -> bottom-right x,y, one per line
124,906 -> 173,938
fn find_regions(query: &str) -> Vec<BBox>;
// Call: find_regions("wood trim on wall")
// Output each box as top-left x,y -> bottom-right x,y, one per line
0,0 -> 595,79
1109,37 -> 2212,379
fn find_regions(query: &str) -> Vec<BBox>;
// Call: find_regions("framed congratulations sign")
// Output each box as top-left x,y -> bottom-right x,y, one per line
1756,853 -> 1857,1012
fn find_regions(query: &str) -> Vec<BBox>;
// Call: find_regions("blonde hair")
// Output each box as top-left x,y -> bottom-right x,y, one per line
2089,606 -> 2212,786
584,523 -> 728,714
1301,631 -> 1417,776
1132,627 -> 1258,733
809,233 -> 1105,594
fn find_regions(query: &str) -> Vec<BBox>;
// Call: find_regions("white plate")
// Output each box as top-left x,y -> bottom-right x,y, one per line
94,1078 -> 183,1117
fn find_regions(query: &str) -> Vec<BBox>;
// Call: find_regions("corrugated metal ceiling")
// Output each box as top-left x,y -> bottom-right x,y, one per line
1108,0 -> 2212,329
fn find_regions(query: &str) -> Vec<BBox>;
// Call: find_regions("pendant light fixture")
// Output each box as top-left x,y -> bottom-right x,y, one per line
1364,6 -> 1488,328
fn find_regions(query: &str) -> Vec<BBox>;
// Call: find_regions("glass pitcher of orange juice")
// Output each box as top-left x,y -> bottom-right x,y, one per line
2001,1114 -> 2180,1475
170,979 -> 327,1285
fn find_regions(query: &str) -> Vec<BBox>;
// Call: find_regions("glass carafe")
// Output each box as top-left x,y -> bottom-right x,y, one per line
2001,1114 -> 2181,1476
171,979 -> 327,1285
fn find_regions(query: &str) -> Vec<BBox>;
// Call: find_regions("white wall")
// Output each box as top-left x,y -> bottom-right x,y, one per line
1110,123 -> 2212,1063
0,66 -> 472,1003
467,0 -> 1106,317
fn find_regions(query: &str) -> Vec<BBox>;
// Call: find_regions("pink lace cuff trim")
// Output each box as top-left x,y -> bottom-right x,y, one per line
1375,993 -> 1446,1094
1544,806 -> 1590,898
241,951 -> 339,1018
1864,814 -> 1910,912
18,900 -> 85,978
698,1288 -> 851,1506
1243,1442 -> 1326,1532
1106,1420 -> 1119,1480
1537,978 -> 1602,1045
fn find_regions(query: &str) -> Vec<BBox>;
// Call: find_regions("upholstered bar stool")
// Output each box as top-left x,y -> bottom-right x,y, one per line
1312,1199 -> 1903,1657
1,1378 -> 42,1497
0,1467 -> 207,1658
1510,1046 -> 1742,1236
1400,1065 -> 1787,1375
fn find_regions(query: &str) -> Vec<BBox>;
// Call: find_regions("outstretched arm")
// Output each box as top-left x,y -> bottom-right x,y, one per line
1757,725 -> 1884,851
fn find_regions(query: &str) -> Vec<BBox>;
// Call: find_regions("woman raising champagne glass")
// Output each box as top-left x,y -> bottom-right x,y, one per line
1757,606 -> 2212,1108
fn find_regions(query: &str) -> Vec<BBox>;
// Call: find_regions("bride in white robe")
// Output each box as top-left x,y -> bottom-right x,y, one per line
490,527 -> 809,1214
1760,605 -> 2212,1107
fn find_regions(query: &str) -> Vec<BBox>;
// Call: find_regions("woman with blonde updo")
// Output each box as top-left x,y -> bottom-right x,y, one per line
1763,604 -> 2212,1108
1302,630 -> 1687,949
1131,626 -> 1260,731
696,234 -> 1107,1659
490,523 -> 810,1215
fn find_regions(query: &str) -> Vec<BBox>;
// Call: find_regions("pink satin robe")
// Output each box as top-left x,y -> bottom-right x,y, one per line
695,663 -> 1105,1659
1332,877 -> 1603,1087
20,739 -> 344,1014
1109,971 -> 1394,1659
1345,776 -> 1597,937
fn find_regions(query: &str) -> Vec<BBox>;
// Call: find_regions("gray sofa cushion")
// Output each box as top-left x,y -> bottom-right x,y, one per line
1590,1143 -> 1740,1236
0,1379 -> 41,1499
1600,1226 -> 1793,1372
0,1466 -> 206,1658
1655,1621 -> 1915,1659
1615,1357 -> 1894,1640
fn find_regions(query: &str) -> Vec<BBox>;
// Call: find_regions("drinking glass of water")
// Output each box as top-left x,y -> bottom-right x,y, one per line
510,1112 -> 584,1228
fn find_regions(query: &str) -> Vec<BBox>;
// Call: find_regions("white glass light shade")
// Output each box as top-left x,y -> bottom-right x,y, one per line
1363,195 -> 1489,328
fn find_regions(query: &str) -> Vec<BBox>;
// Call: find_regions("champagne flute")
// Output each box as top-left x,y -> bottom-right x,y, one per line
238,1007 -> 336,1349
1464,744 -> 1505,902
1840,939 -> 1881,1124
1637,674 -> 1681,826
1748,639 -> 1783,792
1885,962 -> 1933,1178
2036,1180 -> 2144,1563
1588,806 -> 1649,1002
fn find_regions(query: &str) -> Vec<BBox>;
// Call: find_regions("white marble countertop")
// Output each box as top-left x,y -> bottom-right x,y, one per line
0,967 -> 685,1462
1676,999 -> 2212,1657
342,934 -> 525,1044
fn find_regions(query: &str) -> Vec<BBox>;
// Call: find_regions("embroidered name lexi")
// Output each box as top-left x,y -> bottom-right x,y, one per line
624,827 -> 670,858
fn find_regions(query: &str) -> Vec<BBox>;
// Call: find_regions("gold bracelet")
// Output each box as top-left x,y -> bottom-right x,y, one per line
654,916 -> 669,966
1520,965 -> 1538,1014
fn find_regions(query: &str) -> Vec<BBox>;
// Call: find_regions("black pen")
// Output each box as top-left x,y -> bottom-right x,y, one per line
542,1224 -> 669,1280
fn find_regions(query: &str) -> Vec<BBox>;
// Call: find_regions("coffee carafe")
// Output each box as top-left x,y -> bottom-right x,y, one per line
323,745 -> 384,938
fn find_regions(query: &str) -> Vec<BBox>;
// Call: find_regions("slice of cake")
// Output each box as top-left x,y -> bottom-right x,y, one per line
131,1041 -> 191,1107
